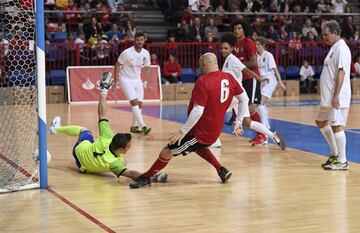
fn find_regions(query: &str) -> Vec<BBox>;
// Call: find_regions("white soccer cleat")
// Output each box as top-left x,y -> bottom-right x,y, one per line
49,116 -> 61,134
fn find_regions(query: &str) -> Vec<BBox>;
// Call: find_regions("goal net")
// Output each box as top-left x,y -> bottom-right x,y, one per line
0,0 -> 39,192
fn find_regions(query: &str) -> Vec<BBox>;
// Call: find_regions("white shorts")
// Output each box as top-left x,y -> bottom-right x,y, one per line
316,106 -> 349,126
119,78 -> 144,101
261,80 -> 277,99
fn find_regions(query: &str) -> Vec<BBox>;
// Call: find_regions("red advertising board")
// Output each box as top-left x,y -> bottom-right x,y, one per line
66,66 -> 162,103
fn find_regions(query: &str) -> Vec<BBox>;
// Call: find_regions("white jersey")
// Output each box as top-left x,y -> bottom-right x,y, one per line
257,50 -> 277,82
222,53 -> 246,84
320,39 -> 351,107
117,46 -> 150,80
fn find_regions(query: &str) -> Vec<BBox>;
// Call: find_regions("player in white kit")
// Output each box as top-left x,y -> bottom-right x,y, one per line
114,32 -> 151,135
216,32 -> 286,150
255,37 -> 286,129
316,20 -> 351,170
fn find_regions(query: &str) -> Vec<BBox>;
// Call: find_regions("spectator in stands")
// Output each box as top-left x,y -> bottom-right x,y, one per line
278,24 -> 288,41
323,3 -> 334,13
189,16 -> 205,42
44,0 -> 55,10
64,0 -> 81,32
354,56 -> 360,78
316,0 -> 326,12
204,18 -> 219,40
106,23 -> 123,42
215,4 -> 225,15
344,5 -> 352,13
110,4 -> 131,27
176,19 -> 190,42
0,32 -> 9,57
288,31 -> 302,51
151,53 -> 159,65
123,20 -> 136,41
162,53 -> 181,83
166,35 -> 178,54
342,16 -> 357,40
302,18 -> 318,39
265,25 -> 278,42
189,0 -> 200,12
300,60 -> 315,93
74,31 -> 86,53
79,2 -> 93,26
303,31 -> 317,44
199,0 -> 210,10
268,0 -> 279,12
181,6 -> 193,25
331,0 -> 347,13
279,0 -> 291,12
83,16 -> 102,41
239,0 -> 262,12
204,31 -> 217,43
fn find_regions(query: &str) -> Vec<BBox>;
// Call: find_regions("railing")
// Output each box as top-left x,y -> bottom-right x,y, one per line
1,41 -> 359,84
42,41 -> 360,71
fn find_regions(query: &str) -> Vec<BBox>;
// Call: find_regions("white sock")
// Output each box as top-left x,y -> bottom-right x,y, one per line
334,131 -> 346,163
131,117 -> 138,127
257,105 -> 269,128
250,121 -> 274,139
320,125 -> 338,156
131,105 -> 145,127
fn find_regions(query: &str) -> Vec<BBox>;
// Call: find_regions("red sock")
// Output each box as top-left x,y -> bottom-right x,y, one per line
196,148 -> 222,172
143,157 -> 170,178
250,111 -> 264,137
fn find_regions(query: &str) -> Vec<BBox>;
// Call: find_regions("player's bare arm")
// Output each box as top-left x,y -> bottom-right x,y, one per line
273,68 -> 286,90
114,61 -> 122,85
242,55 -> 257,69
243,67 -> 269,83
332,69 -> 345,109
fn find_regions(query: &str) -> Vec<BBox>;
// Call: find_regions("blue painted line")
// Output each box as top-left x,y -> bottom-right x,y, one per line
114,101 -> 360,163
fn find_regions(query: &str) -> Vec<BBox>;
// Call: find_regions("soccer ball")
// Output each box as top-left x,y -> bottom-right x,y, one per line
33,149 -> 52,163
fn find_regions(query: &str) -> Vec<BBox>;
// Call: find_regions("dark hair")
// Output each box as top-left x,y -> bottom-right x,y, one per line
135,32 -> 145,39
110,133 -> 132,151
220,32 -> 237,47
230,19 -> 250,37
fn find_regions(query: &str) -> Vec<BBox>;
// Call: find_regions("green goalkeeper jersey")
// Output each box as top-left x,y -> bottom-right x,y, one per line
74,120 -> 126,176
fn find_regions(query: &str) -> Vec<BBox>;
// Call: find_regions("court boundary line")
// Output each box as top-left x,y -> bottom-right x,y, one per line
0,154 -> 116,233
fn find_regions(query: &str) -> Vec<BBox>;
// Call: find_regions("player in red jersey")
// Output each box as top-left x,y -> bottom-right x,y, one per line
129,52 -> 251,188
229,19 -> 267,145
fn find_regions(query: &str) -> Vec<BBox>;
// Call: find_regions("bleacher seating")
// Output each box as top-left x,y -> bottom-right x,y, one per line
181,68 -> 195,83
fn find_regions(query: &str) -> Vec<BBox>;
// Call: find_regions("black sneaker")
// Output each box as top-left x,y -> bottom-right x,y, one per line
130,126 -> 143,133
218,166 -> 232,183
129,175 -> 151,189
321,155 -> 338,168
142,126 -> 152,135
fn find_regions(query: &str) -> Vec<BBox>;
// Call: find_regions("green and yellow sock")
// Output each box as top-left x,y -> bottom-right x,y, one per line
56,126 -> 82,136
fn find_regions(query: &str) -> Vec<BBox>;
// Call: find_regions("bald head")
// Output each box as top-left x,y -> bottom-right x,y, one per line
199,52 -> 219,74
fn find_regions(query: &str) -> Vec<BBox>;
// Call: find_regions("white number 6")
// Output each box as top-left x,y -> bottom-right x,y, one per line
220,79 -> 230,103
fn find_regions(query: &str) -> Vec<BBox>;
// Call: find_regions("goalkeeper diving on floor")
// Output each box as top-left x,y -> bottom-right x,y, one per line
49,72 -> 168,183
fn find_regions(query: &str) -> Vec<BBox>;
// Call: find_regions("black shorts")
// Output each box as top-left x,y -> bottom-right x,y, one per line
242,79 -> 261,104
167,134 -> 209,156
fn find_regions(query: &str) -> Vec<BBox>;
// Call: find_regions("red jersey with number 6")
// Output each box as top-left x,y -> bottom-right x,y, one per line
188,70 -> 244,145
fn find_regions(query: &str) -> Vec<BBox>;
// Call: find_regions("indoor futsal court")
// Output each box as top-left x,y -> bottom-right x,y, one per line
1,95 -> 360,233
